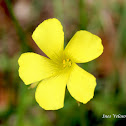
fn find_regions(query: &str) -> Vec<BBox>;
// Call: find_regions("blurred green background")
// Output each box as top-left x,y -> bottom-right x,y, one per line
0,0 -> 126,126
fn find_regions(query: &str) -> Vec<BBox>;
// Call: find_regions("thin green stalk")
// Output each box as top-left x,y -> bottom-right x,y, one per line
53,0 -> 66,45
117,1 -> 126,56
4,1 -> 31,126
79,0 -> 87,30
53,0 -> 64,24
5,0 -> 31,52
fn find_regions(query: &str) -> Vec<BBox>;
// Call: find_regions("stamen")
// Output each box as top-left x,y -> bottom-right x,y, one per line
63,59 -> 66,64
67,59 -> 69,62
69,62 -> 72,66
63,64 -> 66,67
62,59 -> 72,68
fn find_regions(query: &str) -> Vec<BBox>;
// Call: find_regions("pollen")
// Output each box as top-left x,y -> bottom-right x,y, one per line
63,59 -> 72,68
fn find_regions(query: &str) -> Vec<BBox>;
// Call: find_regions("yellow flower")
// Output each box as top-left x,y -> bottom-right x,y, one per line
18,18 -> 103,110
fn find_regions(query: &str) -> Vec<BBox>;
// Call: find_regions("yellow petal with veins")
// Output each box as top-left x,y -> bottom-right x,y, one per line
35,72 -> 70,110
65,30 -> 103,63
18,52 -> 58,85
32,18 -> 64,62
67,63 -> 96,104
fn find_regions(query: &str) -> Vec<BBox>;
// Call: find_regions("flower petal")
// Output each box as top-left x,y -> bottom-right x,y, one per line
35,72 -> 69,110
18,52 -> 58,85
64,30 -> 103,63
32,18 -> 64,61
67,63 -> 96,104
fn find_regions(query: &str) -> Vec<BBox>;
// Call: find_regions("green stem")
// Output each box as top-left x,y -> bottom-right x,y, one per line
117,1 -> 126,56
53,0 -> 64,23
79,0 -> 87,30
4,1 -> 31,126
5,0 -> 31,52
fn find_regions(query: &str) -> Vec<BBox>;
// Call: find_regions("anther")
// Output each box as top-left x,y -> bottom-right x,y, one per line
62,59 -> 72,68
63,59 -> 66,65
67,59 -> 69,62
69,62 -> 72,66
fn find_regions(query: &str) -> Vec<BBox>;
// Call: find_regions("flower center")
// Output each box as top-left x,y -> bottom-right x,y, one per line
62,59 -> 72,68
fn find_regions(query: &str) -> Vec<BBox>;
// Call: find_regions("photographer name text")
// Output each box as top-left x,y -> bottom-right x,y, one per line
102,114 -> 126,118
